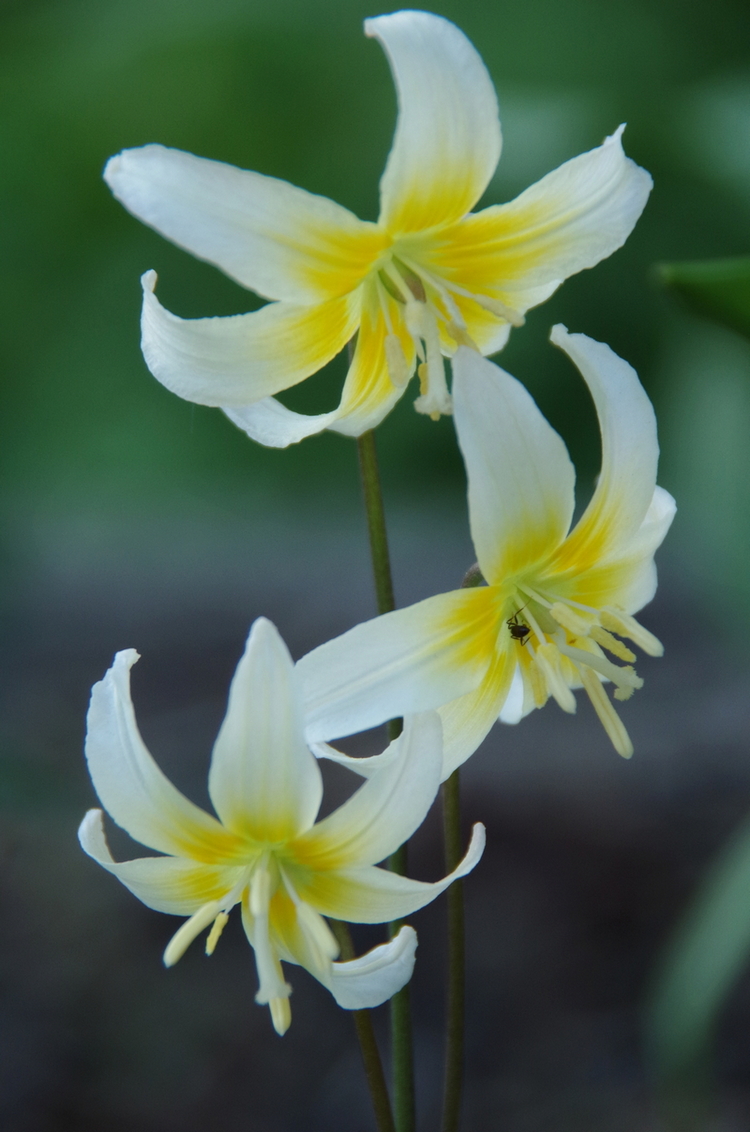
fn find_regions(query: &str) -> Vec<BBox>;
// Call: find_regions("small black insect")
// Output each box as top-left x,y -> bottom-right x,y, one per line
506,608 -> 531,646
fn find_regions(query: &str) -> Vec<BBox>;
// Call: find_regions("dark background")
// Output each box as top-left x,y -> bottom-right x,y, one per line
2,0 -> 750,1128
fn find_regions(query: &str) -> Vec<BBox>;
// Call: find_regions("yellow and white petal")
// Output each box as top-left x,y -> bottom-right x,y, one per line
438,640 -> 516,778
572,486 -> 676,614
298,823 -> 485,924
549,326 -> 659,568
222,303 -> 410,447
309,738 -> 401,780
78,810 -> 241,915
298,587 -> 500,744
141,271 -> 359,407
366,10 -> 501,235
208,619 -> 322,844
452,348 -> 575,584
105,145 -> 385,303
328,926 -> 417,1010
292,712 -> 443,870
84,651 -> 243,861
426,126 -> 650,312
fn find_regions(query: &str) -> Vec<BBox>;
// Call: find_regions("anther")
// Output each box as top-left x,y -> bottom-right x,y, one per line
205,912 -> 230,956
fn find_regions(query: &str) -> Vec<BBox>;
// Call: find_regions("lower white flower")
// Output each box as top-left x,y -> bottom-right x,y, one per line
79,618 -> 484,1033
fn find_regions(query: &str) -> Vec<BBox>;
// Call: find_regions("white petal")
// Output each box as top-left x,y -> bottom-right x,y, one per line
329,926 -> 417,1009
84,651 -> 239,859
104,145 -> 384,303
551,325 -> 659,561
208,619 -> 322,843
498,665 -> 524,724
474,126 -> 652,306
366,11 -> 501,234
452,348 -> 575,584
293,713 -> 443,869
222,302 -> 407,446
298,588 -> 499,743
78,810 -> 239,915
140,272 -> 359,407
299,823 -> 486,923
310,739 -> 397,780
587,486 -> 676,614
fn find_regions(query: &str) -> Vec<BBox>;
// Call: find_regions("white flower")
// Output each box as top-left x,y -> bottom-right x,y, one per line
298,327 -> 676,777
104,11 -> 651,446
79,618 -> 484,1034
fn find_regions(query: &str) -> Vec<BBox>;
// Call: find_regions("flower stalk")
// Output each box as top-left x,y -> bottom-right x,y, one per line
331,920 -> 396,1132
356,426 -> 413,1132
441,768 -> 465,1132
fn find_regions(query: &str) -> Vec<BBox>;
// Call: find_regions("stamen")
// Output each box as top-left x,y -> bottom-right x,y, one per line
447,321 -> 479,350
391,256 -> 426,302
378,269 -> 406,304
413,307 -> 452,419
521,605 -> 547,646
524,648 -> 549,707
380,263 -> 412,304
579,665 -> 633,758
549,601 -> 593,638
601,609 -> 664,657
163,900 -> 222,968
205,912 -> 230,956
590,625 -> 636,663
385,334 -> 411,388
516,583 -> 553,609
556,641 -> 643,691
269,997 -> 292,1036
535,643 -> 576,713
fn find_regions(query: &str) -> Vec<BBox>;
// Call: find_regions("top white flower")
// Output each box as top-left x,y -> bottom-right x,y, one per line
104,9 -> 652,447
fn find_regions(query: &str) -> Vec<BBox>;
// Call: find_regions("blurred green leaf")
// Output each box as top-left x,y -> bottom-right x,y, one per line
646,810 -> 750,1108
656,256 -> 750,339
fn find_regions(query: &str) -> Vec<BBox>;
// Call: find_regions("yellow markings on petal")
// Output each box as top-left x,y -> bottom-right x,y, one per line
205,912 -> 230,956
435,586 -> 504,674
164,900 -> 223,967
578,666 -> 633,758
297,223 -> 390,300
601,608 -> 664,657
330,297 -> 413,436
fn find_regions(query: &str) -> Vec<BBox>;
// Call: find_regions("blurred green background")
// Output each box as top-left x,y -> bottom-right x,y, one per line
3,0 -> 750,1129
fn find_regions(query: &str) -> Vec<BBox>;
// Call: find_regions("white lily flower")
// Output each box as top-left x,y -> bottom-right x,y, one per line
104,11 -> 651,447
79,618 -> 484,1034
298,327 -> 676,776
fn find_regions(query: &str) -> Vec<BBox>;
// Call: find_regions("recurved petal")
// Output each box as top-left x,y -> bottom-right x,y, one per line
222,302 -> 410,446
105,145 -> 386,303
141,271 -> 358,407
452,348 -> 576,584
549,326 -> 659,567
78,810 -> 240,914
84,651 -> 242,860
427,126 -> 650,309
329,926 -> 417,1009
366,11 -> 501,234
292,712 -> 443,869
298,823 -> 485,923
298,586 -> 501,743
438,640 -> 516,777
208,619 -> 322,843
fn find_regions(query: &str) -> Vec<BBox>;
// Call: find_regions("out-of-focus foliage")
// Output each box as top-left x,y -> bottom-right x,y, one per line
656,258 -> 750,340
646,813 -> 750,1114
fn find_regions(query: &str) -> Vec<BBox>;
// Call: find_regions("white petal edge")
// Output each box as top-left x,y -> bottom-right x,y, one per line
208,618 -> 322,842
551,324 -> 659,557
329,925 -> 417,1009
105,144 -> 380,303
366,10 -> 501,233
140,272 -> 358,407
78,810 -> 239,915
84,650 -> 233,858
298,588 -> 496,744
294,712 -> 443,868
452,347 -> 576,584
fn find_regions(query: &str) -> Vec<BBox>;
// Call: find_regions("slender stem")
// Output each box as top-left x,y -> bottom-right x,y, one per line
356,427 -> 414,1132
441,769 -> 465,1132
331,921 -> 396,1132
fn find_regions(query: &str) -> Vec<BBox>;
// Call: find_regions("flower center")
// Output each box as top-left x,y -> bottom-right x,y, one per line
373,252 -> 524,420
504,581 -> 663,758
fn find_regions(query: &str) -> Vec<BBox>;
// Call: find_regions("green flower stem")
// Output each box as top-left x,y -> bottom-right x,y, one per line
356,428 -> 414,1132
441,768 -> 465,1132
331,921 -> 396,1132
